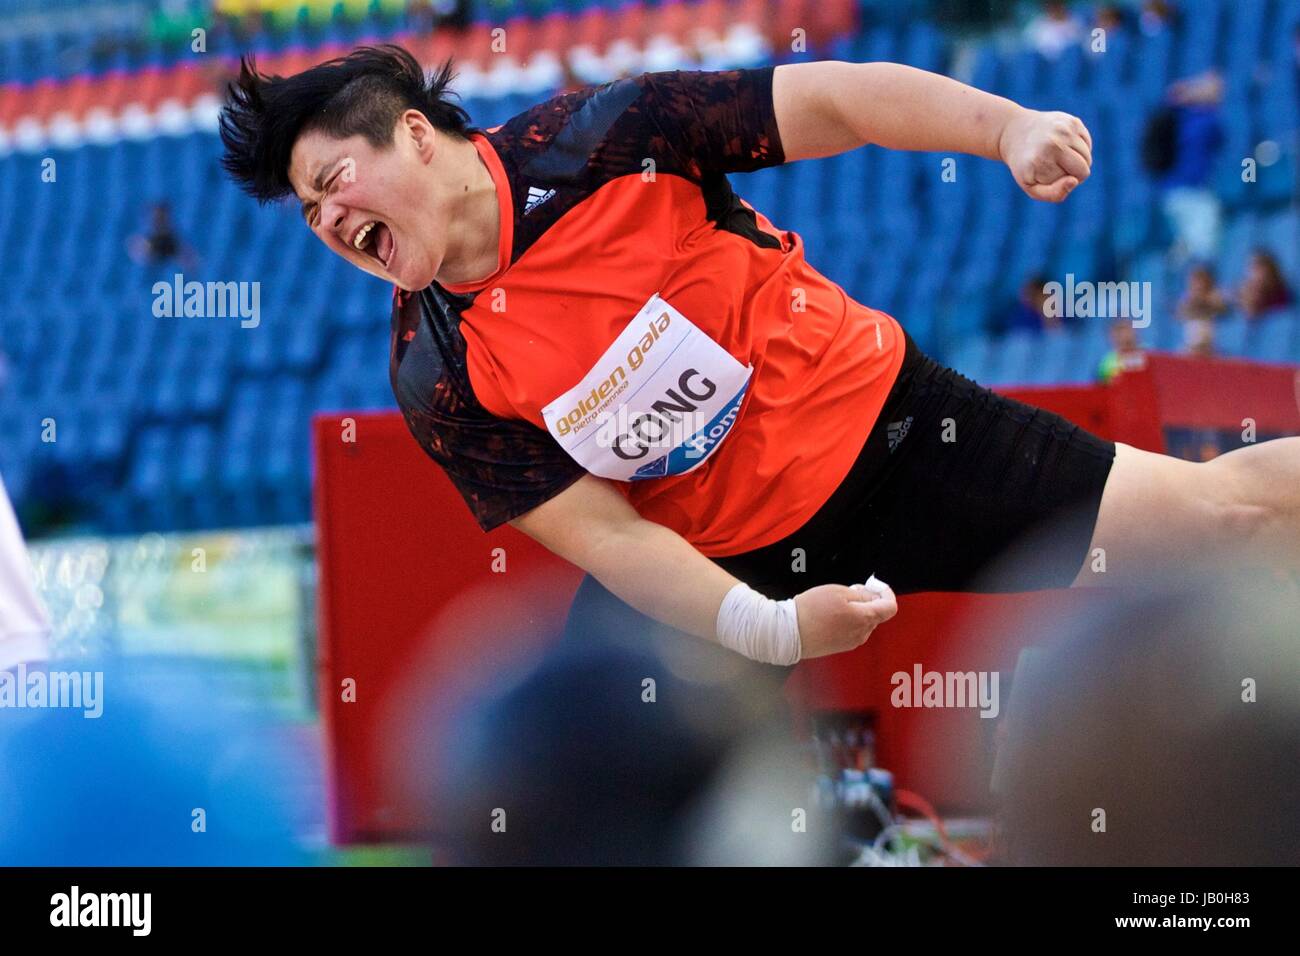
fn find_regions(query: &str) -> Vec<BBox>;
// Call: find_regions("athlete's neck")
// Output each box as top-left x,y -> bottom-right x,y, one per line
433,134 -> 501,287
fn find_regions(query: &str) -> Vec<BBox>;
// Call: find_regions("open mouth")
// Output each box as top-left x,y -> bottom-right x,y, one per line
351,220 -> 394,270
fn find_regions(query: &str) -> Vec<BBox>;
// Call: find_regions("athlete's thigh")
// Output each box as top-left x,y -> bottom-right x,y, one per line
1071,442 -> 1223,586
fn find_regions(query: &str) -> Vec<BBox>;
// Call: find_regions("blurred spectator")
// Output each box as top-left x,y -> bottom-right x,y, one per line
1024,1 -> 1084,59
1238,249 -> 1294,320
405,0 -> 467,32
1167,68 -> 1225,105
1185,317 -> 1215,357
1097,318 -> 1146,383
1002,275 -> 1060,334
405,0 -> 437,32
128,201 -> 197,269
436,0 -> 470,30
236,8 -> 266,42
1176,263 -> 1228,353
1093,3 -> 1126,36
1138,0 -> 1174,36
1152,71 -> 1225,263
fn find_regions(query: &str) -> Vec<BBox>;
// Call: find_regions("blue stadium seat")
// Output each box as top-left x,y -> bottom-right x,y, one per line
1215,315 -> 1251,356
1245,312 -> 1299,361
946,334 -> 999,384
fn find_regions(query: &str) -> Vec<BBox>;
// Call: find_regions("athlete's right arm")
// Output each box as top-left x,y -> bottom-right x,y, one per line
508,474 -> 897,660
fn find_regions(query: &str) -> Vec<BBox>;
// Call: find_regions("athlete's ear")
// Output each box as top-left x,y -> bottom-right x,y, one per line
401,109 -> 437,164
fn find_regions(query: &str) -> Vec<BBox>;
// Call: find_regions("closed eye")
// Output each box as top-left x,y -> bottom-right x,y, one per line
302,166 -> 344,228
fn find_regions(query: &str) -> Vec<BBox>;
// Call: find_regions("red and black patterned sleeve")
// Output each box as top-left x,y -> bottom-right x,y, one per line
632,67 -> 786,177
389,289 -> 587,533
496,66 -> 786,214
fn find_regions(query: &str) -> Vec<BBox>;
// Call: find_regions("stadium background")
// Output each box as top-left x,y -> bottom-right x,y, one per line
1,0 -> 1298,863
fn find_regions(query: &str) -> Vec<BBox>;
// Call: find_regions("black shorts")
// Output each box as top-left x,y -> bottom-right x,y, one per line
711,329 -> 1117,598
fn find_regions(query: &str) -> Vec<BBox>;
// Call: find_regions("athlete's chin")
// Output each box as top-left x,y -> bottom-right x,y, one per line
392,255 -> 438,292
355,248 -> 432,291
392,264 -> 436,292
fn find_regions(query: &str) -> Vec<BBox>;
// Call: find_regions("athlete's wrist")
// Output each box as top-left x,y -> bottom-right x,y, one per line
715,582 -> 802,666
994,104 -> 1034,166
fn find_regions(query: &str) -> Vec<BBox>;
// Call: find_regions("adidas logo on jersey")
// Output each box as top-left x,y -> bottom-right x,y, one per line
887,416 -> 913,452
524,186 -> 556,214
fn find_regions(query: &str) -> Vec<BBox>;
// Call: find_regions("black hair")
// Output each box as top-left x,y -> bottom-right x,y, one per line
219,44 -> 478,204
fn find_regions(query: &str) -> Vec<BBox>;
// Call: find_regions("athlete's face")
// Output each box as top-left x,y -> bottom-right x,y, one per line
288,112 -> 445,291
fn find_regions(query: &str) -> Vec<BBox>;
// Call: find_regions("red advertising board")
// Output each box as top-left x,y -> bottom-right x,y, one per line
314,352 -> 1299,839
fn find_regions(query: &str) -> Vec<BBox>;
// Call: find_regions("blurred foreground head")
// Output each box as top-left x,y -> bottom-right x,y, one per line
432,628 -> 838,866
994,572 -> 1300,865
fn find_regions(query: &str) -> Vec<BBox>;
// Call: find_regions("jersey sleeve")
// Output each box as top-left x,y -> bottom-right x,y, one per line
633,67 -> 786,177
390,290 -> 587,533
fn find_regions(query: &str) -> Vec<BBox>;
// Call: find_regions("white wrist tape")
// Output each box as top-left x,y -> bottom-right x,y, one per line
715,582 -> 802,666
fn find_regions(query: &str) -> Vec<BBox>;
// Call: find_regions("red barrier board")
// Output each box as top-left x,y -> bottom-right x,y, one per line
313,352 -> 1299,839
1111,352 -> 1300,451
312,413 -> 582,842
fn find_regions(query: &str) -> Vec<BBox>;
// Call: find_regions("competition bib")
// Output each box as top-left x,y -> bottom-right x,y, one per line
541,293 -> 752,481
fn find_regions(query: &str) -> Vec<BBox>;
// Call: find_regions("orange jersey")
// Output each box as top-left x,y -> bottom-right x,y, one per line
391,68 -> 905,556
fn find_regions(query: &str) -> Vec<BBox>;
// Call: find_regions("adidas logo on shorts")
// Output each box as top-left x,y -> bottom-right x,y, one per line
524,186 -> 556,215
887,416 -> 913,452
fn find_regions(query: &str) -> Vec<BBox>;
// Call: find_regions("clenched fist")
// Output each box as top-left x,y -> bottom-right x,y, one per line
794,579 -> 898,659
998,109 -> 1093,203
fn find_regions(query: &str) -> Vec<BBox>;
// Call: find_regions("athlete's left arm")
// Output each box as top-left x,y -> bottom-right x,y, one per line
772,61 -> 1092,203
